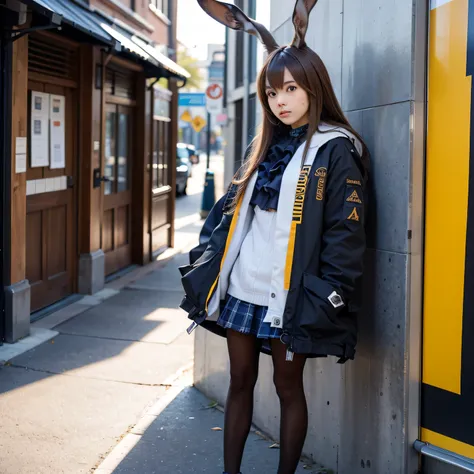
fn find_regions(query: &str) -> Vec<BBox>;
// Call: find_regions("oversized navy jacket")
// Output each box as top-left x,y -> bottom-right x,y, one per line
179,125 -> 367,363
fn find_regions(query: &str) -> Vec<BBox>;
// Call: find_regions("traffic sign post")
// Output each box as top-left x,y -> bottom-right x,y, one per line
205,83 -> 223,116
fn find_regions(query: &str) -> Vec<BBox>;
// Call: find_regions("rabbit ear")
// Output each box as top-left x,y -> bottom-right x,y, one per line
197,0 -> 279,54
291,0 -> 318,48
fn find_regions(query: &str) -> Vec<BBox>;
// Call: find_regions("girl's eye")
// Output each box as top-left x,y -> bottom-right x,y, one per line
288,85 -> 297,92
267,91 -> 276,98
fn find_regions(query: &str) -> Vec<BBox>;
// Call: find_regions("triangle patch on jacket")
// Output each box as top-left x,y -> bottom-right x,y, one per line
346,189 -> 362,204
347,207 -> 360,222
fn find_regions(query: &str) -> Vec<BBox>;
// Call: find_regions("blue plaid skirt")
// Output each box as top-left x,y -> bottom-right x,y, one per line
217,295 -> 282,340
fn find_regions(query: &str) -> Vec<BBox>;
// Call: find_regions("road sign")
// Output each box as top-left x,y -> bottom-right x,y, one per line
191,115 -> 206,133
178,93 -> 206,107
206,83 -> 223,115
180,110 -> 192,122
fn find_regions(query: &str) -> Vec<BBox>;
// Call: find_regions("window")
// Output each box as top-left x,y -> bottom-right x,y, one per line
248,93 -> 257,145
234,99 -> 244,173
104,105 -> 132,196
152,120 -> 171,189
152,87 -> 172,190
151,0 -> 168,16
235,0 -> 244,88
248,0 -> 257,83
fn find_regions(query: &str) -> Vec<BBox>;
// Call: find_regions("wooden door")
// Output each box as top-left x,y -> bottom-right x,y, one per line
26,82 -> 77,312
150,87 -> 173,256
103,104 -> 133,275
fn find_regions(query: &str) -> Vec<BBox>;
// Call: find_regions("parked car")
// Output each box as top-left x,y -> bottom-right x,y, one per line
178,142 -> 199,165
176,145 -> 191,196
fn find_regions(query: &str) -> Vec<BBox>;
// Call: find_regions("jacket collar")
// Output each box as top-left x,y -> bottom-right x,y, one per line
309,122 -> 363,156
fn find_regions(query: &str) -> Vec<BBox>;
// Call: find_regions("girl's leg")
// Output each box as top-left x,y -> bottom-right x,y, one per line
270,339 -> 308,474
224,329 -> 261,474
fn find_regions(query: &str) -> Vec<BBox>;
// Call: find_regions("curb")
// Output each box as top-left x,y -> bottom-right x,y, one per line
0,328 -> 59,365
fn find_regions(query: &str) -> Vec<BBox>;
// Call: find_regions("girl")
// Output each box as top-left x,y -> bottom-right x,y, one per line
179,1 -> 369,473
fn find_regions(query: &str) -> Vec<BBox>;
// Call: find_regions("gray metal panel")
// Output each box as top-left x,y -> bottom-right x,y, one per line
272,1 -> 343,102
339,249 -> 408,474
342,0 -> 413,111
347,102 -> 411,254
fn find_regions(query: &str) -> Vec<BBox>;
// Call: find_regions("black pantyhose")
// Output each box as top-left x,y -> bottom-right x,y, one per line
270,339 -> 308,474
224,330 -> 261,474
223,330 -> 308,474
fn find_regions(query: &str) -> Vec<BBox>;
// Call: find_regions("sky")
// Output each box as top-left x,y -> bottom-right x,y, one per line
176,0 -> 226,60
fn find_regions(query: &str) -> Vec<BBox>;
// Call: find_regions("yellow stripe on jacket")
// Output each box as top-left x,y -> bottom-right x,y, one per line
205,195 -> 244,311
284,165 -> 311,289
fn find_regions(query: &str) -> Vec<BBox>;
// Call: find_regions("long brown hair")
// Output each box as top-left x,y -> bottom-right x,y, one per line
231,45 -> 369,210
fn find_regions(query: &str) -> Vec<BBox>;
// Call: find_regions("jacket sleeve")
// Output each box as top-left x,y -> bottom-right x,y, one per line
189,192 -> 228,265
309,140 -> 367,315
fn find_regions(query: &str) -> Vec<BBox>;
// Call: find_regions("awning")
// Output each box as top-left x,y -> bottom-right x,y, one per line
100,23 -> 190,82
100,22 -> 150,61
12,0 -> 62,25
132,37 -> 190,81
27,0 -> 117,46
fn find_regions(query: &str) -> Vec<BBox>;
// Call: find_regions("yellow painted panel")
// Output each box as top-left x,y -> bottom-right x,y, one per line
422,429 -> 474,459
423,0 -> 471,393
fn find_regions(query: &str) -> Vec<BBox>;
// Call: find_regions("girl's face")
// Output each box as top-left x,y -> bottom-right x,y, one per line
265,68 -> 309,129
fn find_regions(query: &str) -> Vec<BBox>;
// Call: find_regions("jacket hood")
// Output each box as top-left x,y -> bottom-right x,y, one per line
313,122 -> 363,157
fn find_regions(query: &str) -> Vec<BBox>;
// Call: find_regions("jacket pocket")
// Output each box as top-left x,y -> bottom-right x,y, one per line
299,272 -> 345,334
180,250 -> 223,310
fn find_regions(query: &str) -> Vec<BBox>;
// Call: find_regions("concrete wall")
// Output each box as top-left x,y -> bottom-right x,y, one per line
195,1 -> 427,473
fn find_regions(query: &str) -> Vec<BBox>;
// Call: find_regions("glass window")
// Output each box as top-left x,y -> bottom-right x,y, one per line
248,0 -> 257,83
117,112 -> 129,193
151,0 -> 168,16
152,120 -> 170,189
234,99 -> 244,173
105,110 -> 116,196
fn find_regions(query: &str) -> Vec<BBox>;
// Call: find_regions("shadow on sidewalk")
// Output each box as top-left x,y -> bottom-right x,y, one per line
97,385 -> 323,474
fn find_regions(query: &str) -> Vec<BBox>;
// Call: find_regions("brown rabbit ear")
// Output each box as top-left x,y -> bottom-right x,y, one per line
291,0 -> 319,48
197,0 -> 279,54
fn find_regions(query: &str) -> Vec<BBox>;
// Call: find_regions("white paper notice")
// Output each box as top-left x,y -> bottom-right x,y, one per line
30,92 -> 50,168
15,137 -> 27,174
49,95 -> 66,169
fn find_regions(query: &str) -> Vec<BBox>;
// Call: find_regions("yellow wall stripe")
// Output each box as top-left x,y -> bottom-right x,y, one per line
423,0 -> 471,394
421,428 -> 474,459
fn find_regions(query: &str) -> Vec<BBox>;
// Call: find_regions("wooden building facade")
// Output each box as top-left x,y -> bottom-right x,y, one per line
0,0 -> 188,343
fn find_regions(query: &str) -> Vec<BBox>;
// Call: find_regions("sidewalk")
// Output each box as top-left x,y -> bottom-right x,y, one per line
95,376 -> 325,474
0,163 -> 325,473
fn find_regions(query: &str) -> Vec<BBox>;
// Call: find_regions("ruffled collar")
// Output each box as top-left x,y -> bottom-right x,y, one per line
250,124 -> 308,211
289,123 -> 309,138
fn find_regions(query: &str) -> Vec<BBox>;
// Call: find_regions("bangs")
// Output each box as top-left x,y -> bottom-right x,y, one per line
265,51 -> 288,90
265,48 -> 305,90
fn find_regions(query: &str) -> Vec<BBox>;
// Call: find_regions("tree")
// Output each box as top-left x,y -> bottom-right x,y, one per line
177,49 -> 203,90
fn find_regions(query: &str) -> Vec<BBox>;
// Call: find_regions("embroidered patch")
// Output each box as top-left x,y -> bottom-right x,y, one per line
346,189 -> 362,204
346,178 -> 362,186
315,167 -> 327,201
328,291 -> 344,308
347,207 -> 360,222
292,165 -> 311,224
315,167 -> 327,177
